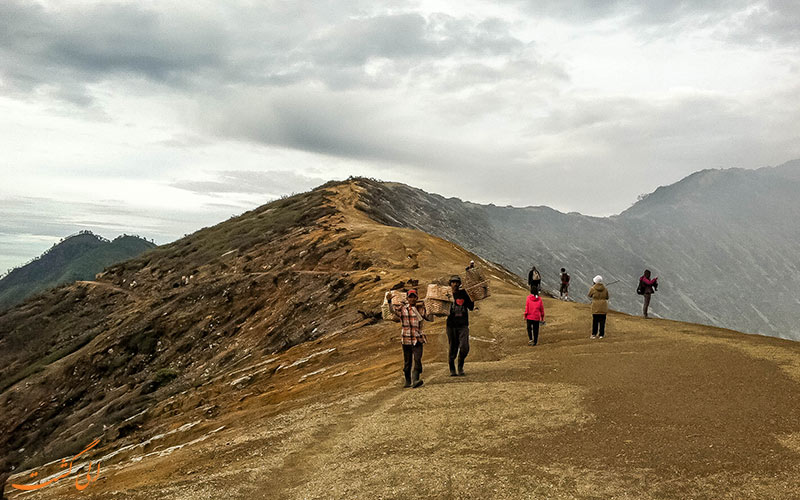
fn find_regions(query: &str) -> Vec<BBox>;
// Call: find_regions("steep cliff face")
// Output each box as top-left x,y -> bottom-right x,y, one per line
350,163 -> 800,341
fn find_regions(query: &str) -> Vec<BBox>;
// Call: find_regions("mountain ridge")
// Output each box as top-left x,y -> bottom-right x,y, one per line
349,162 -> 800,340
2,179 -> 798,499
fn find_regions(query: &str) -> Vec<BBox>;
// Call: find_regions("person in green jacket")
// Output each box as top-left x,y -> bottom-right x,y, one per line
588,275 -> 609,339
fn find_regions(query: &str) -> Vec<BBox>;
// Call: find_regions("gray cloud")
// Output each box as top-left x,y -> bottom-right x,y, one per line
171,170 -> 327,196
0,1 -> 542,103
0,1 -> 227,103
196,85 -> 527,175
720,0 -> 800,46
512,0 -> 748,23
510,0 -> 800,46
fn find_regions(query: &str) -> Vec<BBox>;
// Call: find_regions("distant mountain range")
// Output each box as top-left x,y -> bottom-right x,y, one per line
355,159 -> 800,341
0,231 -> 156,311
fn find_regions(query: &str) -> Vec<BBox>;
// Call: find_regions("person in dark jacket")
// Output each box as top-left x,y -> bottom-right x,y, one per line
639,269 -> 658,318
528,265 -> 541,294
447,275 -> 475,376
559,267 -> 570,300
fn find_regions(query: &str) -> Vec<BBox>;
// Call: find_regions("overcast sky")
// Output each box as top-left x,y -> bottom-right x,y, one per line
2,0 -> 800,272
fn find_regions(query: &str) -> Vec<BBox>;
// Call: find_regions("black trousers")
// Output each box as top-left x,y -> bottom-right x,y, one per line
402,343 -> 424,379
446,325 -> 470,370
526,320 -> 540,344
592,314 -> 606,337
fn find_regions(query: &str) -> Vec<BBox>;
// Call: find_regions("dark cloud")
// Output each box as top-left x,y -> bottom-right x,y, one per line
0,1 -> 227,102
197,86 -> 521,173
171,170 -> 327,196
0,1 -> 540,104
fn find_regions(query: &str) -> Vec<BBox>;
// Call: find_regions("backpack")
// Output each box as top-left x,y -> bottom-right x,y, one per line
636,280 -> 645,295
562,273 -> 570,283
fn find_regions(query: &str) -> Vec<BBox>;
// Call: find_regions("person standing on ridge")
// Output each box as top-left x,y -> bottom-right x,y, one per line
465,260 -> 475,271
528,265 -> 541,294
524,288 -> 545,345
588,275 -> 609,339
559,268 -> 570,300
638,269 -> 659,319
447,275 -> 475,376
389,289 -> 430,388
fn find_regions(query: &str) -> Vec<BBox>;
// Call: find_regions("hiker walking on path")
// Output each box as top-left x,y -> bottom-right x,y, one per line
559,268 -> 570,300
588,275 -> 609,339
638,270 -> 659,319
524,289 -> 545,346
528,265 -> 541,294
389,289 -> 430,388
447,275 -> 475,376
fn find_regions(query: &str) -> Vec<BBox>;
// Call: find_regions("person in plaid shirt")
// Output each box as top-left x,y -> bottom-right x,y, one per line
389,288 -> 430,388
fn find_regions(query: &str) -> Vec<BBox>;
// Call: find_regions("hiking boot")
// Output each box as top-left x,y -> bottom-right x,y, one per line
403,375 -> 411,388
457,368 -> 465,376
450,370 -> 458,377
591,335 -> 597,339
411,371 -> 423,388
528,340 -> 534,346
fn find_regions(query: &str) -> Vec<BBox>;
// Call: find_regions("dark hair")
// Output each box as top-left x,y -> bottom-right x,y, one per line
644,269 -> 651,278
560,268 -> 565,272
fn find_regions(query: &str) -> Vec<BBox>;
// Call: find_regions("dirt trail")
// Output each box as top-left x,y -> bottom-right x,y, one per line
20,291 -> 798,500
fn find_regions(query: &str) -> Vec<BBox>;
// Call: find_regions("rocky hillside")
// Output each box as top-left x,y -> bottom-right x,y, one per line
0,232 -> 155,312
0,181 -> 518,479
2,179 -> 798,500
354,161 -> 800,340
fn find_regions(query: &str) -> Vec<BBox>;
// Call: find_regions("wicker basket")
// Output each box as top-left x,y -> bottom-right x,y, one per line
381,299 -> 394,320
464,281 -> 491,301
464,268 -> 490,301
425,298 -> 452,317
390,290 -> 407,304
425,284 -> 453,302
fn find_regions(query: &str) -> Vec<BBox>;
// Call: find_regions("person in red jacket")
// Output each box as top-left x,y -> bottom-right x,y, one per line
524,290 -> 545,346
639,269 -> 659,319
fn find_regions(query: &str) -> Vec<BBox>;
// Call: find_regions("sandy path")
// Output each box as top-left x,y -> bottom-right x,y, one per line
48,304 -> 799,500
